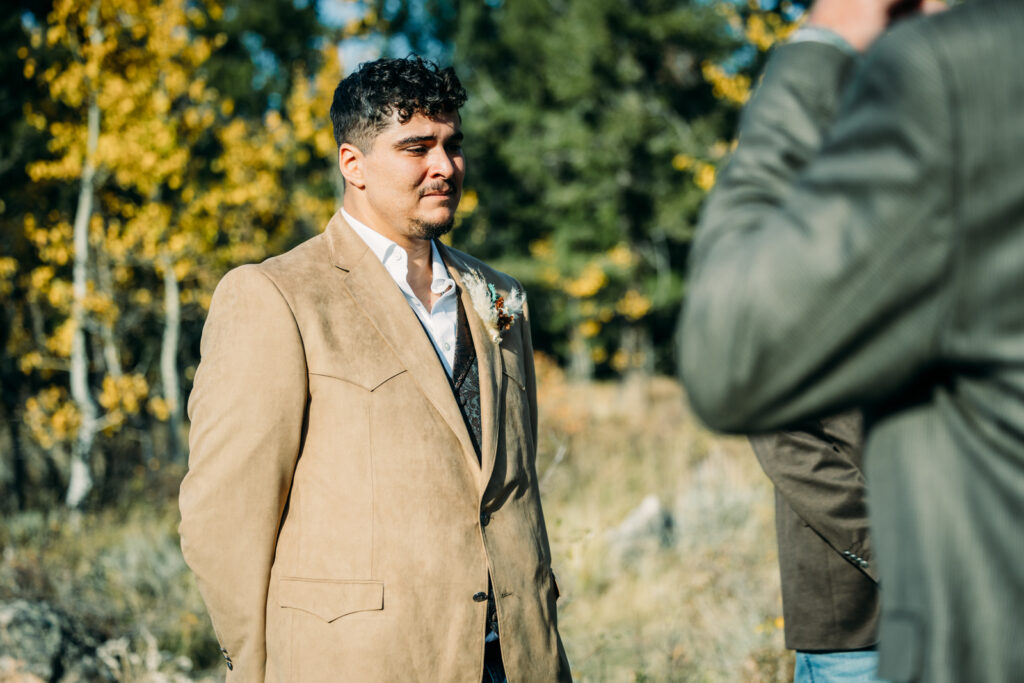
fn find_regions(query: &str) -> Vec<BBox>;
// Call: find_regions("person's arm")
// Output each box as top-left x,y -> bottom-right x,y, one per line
749,412 -> 877,581
179,265 -> 307,679
678,17 -> 956,433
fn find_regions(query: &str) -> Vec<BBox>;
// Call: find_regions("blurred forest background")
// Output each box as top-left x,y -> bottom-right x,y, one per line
1,0 -> 804,679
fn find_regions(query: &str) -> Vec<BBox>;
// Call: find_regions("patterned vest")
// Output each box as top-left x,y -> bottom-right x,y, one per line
451,292 -> 483,462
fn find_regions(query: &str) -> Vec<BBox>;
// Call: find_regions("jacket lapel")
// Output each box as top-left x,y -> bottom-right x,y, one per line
324,212 -> 480,474
442,246 -> 503,487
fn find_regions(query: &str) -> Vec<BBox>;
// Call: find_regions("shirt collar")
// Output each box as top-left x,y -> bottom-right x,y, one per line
342,209 -> 455,297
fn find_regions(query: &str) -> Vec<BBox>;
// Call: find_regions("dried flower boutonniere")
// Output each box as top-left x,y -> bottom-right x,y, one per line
461,270 -> 526,344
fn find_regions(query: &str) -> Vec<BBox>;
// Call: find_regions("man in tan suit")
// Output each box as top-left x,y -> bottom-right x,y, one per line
179,56 -> 571,682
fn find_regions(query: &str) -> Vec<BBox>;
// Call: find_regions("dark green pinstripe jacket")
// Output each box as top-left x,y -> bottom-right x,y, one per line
679,2 -> 1024,681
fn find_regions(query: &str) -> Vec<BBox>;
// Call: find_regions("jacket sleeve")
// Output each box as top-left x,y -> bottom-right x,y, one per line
749,411 -> 878,582
179,265 -> 307,680
678,24 -> 956,433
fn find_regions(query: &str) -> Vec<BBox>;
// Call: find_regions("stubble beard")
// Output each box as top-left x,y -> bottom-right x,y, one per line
410,216 -> 455,241
412,180 -> 458,240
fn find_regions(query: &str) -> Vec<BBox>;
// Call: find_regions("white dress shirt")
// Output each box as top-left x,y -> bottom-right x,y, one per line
343,209 -> 459,377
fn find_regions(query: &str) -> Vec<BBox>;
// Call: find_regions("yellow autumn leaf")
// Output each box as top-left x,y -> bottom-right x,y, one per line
702,61 -> 751,106
148,396 -> 170,421
579,319 -> 602,339
457,189 -> 479,217
564,263 -> 607,299
694,163 -> 717,192
672,153 -> 695,171
606,243 -> 634,268
19,351 -> 43,374
616,290 -> 652,321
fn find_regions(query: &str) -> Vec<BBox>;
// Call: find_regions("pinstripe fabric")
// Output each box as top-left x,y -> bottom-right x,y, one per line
679,2 -> 1024,681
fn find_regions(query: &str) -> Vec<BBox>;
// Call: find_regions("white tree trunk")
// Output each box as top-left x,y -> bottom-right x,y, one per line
160,255 -> 183,461
66,96 -> 100,509
65,2 -> 102,509
97,250 -> 123,379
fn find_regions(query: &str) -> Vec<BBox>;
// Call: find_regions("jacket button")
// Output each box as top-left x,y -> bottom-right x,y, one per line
473,591 -> 487,602
480,512 -> 491,527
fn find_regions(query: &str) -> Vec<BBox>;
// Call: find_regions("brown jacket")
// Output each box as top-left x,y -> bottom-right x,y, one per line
179,212 -> 571,682
749,412 -> 878,651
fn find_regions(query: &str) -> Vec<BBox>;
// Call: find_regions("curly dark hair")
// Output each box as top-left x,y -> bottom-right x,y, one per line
330,56 -> 468,151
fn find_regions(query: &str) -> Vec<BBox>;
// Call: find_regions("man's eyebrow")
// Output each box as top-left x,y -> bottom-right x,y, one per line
393,135 -> 436,147
393,131 -> 464,147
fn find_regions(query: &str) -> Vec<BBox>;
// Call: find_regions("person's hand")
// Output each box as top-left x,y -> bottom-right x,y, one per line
807,0 -> 948,52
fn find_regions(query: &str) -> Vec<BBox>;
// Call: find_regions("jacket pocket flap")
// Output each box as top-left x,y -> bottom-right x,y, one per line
309,366 -> 406,392
277,579 -> 384,622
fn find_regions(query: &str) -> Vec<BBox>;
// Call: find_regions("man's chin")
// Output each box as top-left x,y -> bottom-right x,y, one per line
411,215 -> 455,240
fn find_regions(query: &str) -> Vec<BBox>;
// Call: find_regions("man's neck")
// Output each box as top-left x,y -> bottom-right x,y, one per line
343,204 -> 438,310
404,243 -> 437,311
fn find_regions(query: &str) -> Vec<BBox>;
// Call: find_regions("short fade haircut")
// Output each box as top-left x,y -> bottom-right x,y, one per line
330,56 -> 468,152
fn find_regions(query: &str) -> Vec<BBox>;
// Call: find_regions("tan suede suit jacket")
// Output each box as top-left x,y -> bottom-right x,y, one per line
179,212 -> 571,682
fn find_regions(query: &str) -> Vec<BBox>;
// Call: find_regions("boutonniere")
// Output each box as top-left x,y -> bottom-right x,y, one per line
461,270 -> 526,344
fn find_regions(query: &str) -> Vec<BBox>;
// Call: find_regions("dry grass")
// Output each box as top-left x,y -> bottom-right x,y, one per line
0,500 -> 221,680
534,357 -> 791,682
0,361 -> 791,681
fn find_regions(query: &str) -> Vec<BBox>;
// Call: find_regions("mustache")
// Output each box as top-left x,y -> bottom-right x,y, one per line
419,181 -> 457,197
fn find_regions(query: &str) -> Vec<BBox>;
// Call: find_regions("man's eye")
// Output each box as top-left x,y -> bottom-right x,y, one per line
446,143 -> 463,154
405,146 -> 427,154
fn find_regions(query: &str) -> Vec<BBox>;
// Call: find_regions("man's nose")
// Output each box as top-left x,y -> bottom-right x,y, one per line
428,147 -> 456,177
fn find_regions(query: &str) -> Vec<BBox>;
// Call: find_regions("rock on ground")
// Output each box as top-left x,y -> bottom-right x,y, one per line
0,600 -> 116,683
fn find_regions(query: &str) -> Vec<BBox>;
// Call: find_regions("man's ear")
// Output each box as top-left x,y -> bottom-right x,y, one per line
339,143 -> 366,189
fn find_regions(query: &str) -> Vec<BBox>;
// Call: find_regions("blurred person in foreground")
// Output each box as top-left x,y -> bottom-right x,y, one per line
750,412 -> 880,682
678,0 -> 1024,681
179,56 -> 570,682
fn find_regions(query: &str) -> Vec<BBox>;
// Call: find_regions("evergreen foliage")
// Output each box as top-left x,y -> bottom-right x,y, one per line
376,0 -> 797,377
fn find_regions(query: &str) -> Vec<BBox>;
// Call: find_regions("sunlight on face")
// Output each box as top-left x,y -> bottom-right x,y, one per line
359,111 -> 465,244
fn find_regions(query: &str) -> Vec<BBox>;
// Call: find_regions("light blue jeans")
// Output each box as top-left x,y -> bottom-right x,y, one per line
794,649 -> 881,683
